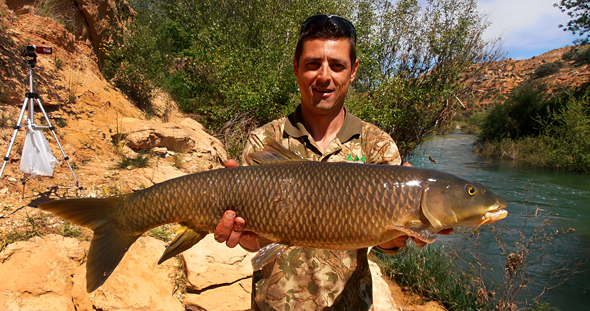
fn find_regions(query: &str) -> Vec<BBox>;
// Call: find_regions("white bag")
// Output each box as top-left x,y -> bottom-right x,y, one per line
20,124 -> 59,177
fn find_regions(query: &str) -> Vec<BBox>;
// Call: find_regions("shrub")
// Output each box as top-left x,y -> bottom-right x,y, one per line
533,62 -> 560,79
478,89 -> 590,172
562,45 -> 590,64
479,84 -> 563,142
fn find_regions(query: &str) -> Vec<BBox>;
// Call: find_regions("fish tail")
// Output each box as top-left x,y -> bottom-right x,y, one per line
39,196 -> 140,292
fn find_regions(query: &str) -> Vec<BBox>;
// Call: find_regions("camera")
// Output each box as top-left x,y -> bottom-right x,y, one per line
21,44 -> 52,67
22,44 -> 52,57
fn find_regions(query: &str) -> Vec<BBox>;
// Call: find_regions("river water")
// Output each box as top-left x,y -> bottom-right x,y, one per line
410,133 -> 590,311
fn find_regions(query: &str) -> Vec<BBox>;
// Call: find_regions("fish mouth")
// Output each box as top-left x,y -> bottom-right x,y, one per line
475,200 -> 508,229
482,209 -> 508,223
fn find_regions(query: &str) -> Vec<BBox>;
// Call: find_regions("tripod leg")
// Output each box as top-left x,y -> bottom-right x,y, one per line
22,175 -> 26,200
35,97 -> 82,190
0,97 -> 29,179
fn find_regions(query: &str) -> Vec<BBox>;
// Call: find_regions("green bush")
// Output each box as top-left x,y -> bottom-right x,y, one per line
478,89 -> 590,172
562,45 -> 590,64
533,62 -> 560,79
479,84 -> 563,142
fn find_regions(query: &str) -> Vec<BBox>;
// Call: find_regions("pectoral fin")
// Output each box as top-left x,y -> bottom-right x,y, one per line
157,224 -> 207,264
251,243 -> 290,271
249,139 -> 305,165
387,225 -> 438,244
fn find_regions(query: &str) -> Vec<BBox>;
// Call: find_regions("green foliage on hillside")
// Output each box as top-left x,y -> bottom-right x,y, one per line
104,0 -> 502,160
533,62 -> 561,79
477,83 -> 590,172
562,45 -> 590,64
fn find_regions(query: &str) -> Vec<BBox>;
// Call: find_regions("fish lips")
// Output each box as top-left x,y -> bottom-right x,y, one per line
481,199 -> 508,224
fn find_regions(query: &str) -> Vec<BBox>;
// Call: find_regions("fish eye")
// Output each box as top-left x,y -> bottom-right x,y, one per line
466,185 -> 477,196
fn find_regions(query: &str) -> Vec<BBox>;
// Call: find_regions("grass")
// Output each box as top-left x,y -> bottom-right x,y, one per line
0,212 -> 47,252
147,224 -> 175,242
116,152 -> 152,169
0,211 -> 92,253
55,58 -> 64,70
373,245 -> 484,310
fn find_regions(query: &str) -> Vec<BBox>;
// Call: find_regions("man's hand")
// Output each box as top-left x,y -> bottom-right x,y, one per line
214,160 -> 259,251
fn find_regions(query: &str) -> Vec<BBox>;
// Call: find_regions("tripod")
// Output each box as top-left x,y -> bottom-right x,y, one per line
0,46 -> 82,192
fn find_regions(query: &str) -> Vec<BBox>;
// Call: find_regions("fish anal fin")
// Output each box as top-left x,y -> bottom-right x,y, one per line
256,236 -> 275,249
249,139 -> 305,166
158,224 -> 207,264
387,225 -> 438,244
251,243 -> 290,271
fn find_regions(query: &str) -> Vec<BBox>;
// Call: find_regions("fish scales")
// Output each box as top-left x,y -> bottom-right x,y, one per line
116,162 -> 422,249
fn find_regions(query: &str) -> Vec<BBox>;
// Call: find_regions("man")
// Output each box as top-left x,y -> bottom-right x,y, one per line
215,14 -> 451,310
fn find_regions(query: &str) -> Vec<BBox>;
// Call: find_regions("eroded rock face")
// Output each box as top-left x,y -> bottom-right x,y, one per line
182,234 -> 256,291
0,233 -> 402,311
0,235 -> 184,311
114,116 -> 229,169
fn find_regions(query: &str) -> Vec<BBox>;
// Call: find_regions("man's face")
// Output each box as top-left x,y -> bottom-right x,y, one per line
294,38 -> 359,116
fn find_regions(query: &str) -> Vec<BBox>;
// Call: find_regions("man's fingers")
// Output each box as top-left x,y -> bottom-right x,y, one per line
393,235 -> 408,248
214,210 -> 236,242
438,228 -> 453,235
225,159 -> 239,168
412,237 -> 428,247
226,217 -> 245,248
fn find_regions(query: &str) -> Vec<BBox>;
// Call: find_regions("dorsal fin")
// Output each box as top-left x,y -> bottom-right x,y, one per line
249,139 -> 306,166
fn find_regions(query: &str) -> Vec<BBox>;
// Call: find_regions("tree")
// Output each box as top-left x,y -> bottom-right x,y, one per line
106,0 -> 503,160
348,0 -> 504,159
556,0 -> 590,44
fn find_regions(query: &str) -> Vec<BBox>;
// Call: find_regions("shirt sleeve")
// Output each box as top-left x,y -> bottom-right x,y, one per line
361,122 -> 402,165
241,119 -> 284,166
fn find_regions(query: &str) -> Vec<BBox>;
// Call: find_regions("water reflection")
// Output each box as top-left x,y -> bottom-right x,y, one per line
411,133 -> 590,311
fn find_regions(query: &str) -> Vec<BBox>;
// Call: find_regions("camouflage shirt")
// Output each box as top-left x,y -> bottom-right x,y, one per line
241,105 -> 402,311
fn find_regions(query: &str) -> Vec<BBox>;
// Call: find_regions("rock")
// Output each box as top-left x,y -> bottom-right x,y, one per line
71,237 -> 185,311
369,259 -> 401,311
73,0 -> 135,51
0,235 -> 86,311
115,117 -> 228,166
0,235 -> 184,311
183,278 -> 252,311
183,234 -> 255,291
137,165 -> 186,184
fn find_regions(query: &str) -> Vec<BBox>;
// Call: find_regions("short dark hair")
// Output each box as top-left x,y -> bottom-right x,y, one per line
294,15 -> 357,67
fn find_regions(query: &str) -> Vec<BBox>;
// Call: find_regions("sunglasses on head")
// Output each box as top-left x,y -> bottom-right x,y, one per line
300,14 -> 357,41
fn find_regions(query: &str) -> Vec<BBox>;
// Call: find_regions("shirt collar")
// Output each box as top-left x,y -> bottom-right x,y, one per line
284,105 -> 363,143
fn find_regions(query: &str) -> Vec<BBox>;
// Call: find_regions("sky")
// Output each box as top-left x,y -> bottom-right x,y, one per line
477,0 -> 580,60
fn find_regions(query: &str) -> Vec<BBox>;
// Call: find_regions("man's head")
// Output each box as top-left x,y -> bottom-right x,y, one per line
293,15 -> 359,117
294,14 -> 357,67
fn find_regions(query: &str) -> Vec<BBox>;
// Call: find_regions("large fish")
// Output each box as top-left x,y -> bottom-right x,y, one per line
39,140 -> 508,292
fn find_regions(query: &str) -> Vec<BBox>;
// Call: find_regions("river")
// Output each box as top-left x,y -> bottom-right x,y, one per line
410,133 -> 590,311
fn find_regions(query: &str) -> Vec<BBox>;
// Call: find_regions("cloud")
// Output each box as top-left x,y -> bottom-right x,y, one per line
477,0 -> 577,59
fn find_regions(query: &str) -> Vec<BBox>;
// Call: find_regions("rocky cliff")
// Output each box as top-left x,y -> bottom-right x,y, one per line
461,46 -> 590,107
